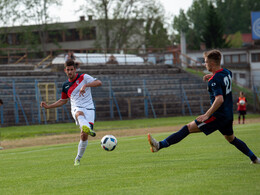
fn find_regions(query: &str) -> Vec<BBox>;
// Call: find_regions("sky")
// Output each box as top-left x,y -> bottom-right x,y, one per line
50,0 -> 194,23
160,0 -> 194,18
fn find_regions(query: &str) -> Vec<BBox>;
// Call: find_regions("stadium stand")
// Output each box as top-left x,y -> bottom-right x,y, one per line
0,60 -> 211,126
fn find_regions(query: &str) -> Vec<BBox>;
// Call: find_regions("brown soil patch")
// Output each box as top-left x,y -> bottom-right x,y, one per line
1,118 -> 259,150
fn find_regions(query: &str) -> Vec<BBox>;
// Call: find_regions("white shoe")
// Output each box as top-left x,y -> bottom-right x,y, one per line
251,157 -> 260,164
148,133 -> 159,152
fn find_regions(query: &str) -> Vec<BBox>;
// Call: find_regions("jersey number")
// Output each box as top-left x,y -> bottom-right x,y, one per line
224,75 -> 232,95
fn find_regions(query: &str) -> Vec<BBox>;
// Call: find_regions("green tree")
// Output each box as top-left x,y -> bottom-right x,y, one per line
186,0 -> 209,50
0,0 -> 22,27
226,31 -> 243,48
215,0 -> 260,34
0,0 -> 24,47
21,0 -> 62,55
172,0 -> 231,50
173,9 -> 189,34
145,16 -> 170,48
201,3 -> 227,49
0,0 -> 62,55
144,2 -> 170,49
82,0 -> 168,50
172,9 -> 189,45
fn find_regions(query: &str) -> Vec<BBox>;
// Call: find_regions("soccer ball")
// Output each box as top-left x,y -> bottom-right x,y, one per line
101,135 -> 117,151
239,100 -> 245,105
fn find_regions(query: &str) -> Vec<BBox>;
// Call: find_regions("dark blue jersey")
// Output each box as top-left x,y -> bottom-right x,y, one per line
208,68 -> 233,121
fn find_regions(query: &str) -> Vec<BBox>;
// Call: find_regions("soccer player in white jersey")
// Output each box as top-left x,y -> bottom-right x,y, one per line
40,59 -> 102,166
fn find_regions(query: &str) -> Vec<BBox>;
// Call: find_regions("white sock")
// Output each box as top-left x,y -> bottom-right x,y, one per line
75,140 -> 88,161
77,115 -> 89,129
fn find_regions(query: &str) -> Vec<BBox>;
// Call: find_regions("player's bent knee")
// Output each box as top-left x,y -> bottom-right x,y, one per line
81,131 -> 88,141
75,111 -> 84,118
187,121 -> 201,133
224,134 -> 235,143
187,123 -> 192,132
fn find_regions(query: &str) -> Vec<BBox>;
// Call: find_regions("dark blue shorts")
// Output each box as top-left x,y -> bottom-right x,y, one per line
238,110 -> 246,115
195,116 -> 234,136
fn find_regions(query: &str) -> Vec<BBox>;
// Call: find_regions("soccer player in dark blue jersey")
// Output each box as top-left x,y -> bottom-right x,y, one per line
148,49 -> 260,164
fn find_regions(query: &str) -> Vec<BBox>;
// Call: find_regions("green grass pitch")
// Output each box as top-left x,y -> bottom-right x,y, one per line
0,121 -> 260,194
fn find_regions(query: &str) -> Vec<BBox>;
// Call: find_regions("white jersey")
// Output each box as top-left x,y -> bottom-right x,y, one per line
61,73 -> 96,109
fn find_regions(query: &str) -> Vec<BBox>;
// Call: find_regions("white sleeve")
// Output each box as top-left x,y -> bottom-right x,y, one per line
84,74 -> 96,83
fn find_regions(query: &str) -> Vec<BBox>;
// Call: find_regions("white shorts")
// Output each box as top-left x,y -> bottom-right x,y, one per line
71,107 -> 95,127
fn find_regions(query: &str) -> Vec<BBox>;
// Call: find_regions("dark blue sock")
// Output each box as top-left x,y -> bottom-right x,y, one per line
159,125 -> 190,149
230,137 -> 257,161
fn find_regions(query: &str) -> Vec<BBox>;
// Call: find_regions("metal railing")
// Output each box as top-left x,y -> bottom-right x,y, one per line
0,76 -> 211,127
0,48 -> 28,64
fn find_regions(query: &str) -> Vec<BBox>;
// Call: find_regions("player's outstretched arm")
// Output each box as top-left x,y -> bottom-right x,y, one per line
86,80 -> 102,88
40,99 -> 68,109
196,95 -> 224,122
79,80 -> 102,96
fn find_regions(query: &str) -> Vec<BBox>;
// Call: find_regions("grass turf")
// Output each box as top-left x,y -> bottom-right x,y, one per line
1,114 -> 260,140
0,122 -> 260,194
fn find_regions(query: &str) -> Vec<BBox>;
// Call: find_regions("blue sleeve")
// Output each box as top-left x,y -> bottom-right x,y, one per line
211,77 -> 223,97
61,83 -> 66,93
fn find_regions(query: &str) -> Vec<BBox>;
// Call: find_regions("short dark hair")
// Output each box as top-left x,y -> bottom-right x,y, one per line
204,49 -> 222,65
65,59 -> 76,68
0,99 -> 3,104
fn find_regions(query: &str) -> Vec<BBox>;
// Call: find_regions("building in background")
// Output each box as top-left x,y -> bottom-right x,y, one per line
0,16 -> 144,57
187,47 -> 260,88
